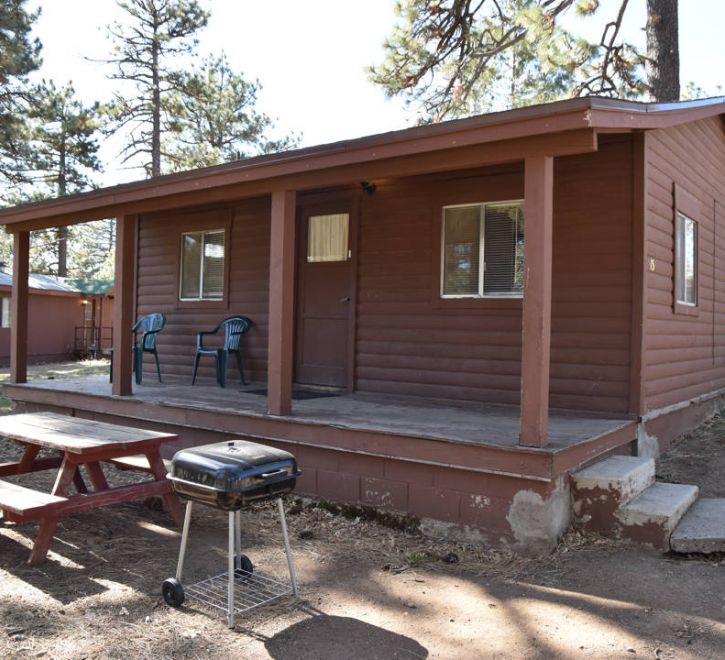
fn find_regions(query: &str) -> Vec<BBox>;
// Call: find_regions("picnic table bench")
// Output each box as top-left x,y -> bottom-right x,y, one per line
0,412 -> 182,564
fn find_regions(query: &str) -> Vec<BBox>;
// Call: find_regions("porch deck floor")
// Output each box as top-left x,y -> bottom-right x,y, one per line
7,375 -> 634,453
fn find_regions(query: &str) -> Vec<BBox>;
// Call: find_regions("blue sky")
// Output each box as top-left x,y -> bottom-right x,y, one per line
28,0 -> 725,184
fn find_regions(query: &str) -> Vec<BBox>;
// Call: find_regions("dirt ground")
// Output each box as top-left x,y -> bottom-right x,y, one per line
0,367 -> 724,659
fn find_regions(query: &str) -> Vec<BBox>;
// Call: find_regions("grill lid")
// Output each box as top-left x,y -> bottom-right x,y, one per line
170,440 -> 299,494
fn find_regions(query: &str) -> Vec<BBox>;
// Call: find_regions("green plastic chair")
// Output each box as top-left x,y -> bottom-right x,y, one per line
192,316 -> 252,387
132,313 -> 166,385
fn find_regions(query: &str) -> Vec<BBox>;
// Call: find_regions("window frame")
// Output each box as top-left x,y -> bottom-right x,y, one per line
439,199 -> 525,300
170,208 -> 232,311
0,297 -> 10,329
672,183 -> 701,317
179,228 -> 226,302
674,212 -> 697,308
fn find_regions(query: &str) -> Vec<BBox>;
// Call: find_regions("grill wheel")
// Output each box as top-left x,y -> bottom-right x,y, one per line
162,578 -> 185,607
235,553 -> 254,577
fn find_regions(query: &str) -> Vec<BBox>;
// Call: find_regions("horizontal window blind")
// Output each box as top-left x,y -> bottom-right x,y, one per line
202,230 -> 225,299
484,204 -> 524,295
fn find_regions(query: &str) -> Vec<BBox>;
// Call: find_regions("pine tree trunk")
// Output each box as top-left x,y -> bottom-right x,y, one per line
151,36 -> 161,177
646,0 -> 680,101
57,135 -> 68,277
57,227 -> 68,277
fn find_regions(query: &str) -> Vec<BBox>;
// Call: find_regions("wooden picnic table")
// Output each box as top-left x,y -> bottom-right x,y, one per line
0,411 -> 183,564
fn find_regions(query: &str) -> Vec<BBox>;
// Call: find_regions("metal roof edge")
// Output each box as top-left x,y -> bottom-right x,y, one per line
0,96 -> 723,225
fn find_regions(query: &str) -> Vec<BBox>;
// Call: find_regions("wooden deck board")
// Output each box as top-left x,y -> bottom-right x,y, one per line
4,375 -> 633,452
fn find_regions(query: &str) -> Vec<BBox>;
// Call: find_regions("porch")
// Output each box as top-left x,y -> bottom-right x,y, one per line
3,376 -> 637,483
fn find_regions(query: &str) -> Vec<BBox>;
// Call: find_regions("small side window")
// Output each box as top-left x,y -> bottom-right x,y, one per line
0,297 -> 10,328
674,212 -> 697,307
179,229 -> 225,301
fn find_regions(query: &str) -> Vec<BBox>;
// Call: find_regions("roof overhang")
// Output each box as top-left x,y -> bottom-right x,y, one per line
0,96 -> 722,232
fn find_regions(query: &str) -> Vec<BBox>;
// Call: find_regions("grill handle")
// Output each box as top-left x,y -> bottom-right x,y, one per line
259,469 -> 288,479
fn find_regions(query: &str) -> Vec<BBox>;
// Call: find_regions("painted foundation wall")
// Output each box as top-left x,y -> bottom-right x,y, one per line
136,138 -> 634,412
12,398 -> 570,554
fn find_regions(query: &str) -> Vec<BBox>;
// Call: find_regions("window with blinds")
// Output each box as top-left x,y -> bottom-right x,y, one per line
180,229 -> 226,300
441,201 -> 524,298
675,212 -> 697,305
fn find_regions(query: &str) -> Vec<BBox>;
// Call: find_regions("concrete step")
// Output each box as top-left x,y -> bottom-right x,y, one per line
571,455 -> 655,533
618,483 -> 699,550
671,498 -> 725,554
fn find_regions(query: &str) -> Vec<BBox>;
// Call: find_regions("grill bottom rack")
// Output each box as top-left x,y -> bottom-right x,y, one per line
162,498 -> 298,628
186,570 -> 294,616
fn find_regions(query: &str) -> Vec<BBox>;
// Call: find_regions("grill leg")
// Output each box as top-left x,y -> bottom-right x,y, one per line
277,498 -> 298,597
234,509 -> 242,569
175,501 -> 193,581
227,510 -> 236,628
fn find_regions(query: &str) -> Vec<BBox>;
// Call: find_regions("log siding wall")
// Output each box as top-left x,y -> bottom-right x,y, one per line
356,137 -> 633,413
644,116 -> 725,410
137,199 -> 271,384
136,138 -> 634,413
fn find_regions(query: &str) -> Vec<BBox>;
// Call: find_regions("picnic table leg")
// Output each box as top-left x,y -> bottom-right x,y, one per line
85,462 -> 110,491
28,515 -> 59,565
145,451 -> 183,526
73,468 -> 88,494
17,445 -> 40,473
52,455 -> 80,497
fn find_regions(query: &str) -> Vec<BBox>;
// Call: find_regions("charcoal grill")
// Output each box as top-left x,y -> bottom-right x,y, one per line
161,440 -> 300,628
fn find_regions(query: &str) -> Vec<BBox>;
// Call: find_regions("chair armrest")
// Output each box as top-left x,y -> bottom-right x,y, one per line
196,328 -> 219,350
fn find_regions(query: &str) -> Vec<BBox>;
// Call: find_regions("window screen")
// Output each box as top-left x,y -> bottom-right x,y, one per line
307,213 -> 349,262
442,206 -> 481,295
441,201 -> 524,297
180,229 -> 225,300
675,212 -> 697,305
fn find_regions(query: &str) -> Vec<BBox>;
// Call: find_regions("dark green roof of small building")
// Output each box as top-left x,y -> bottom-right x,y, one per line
63,279 -> 114,295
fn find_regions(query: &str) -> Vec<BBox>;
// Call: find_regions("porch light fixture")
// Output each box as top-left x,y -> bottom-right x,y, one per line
360,180 -> 377,195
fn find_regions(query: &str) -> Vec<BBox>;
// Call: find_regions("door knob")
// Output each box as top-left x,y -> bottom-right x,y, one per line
340,296 -> 351,303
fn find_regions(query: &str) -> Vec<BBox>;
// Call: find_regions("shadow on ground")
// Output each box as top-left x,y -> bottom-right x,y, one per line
263,613 -> 428,659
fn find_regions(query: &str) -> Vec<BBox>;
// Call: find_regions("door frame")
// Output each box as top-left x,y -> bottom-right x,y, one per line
294,190 -> 360,392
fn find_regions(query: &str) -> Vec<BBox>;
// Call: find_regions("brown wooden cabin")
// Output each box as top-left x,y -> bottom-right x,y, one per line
0,272 -> 88,365
1,97 -> 724,554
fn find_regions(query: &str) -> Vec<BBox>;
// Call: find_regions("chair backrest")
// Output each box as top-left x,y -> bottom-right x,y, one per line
222,316 -> 252,351
135,313 -> 166,350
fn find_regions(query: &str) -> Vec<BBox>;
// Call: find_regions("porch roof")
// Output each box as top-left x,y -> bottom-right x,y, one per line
0,96 -> 723,231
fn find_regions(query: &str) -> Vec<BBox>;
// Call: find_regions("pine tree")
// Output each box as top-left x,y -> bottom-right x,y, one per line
23,81 -> 103,276
104,0 -> 210,177
370,0 -> 679,122
163,53 -> 300,172
0,0 -> 42,194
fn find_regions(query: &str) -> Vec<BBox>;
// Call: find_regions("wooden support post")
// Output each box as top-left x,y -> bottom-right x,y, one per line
267,190 -> 296,415
519,155 -> 554,448
112,215 -> 136,395
10,231 -> 30,384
